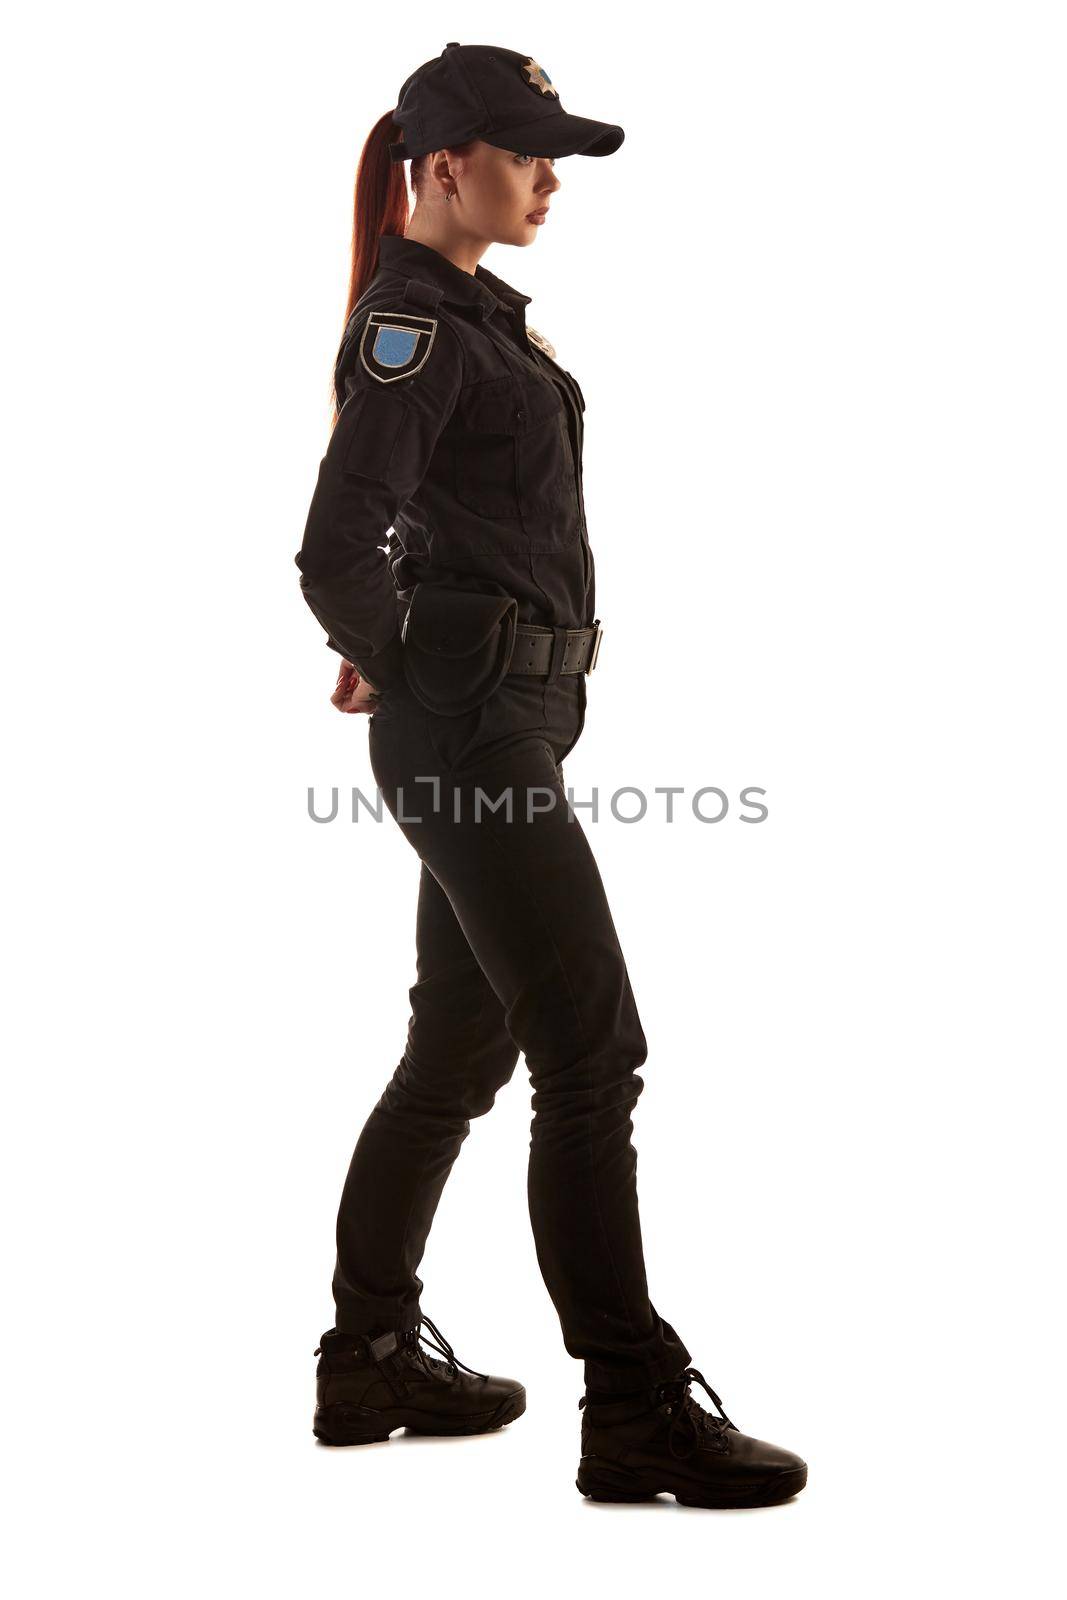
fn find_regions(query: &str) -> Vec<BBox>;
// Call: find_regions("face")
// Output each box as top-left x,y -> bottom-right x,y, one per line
440,141 -> 562,246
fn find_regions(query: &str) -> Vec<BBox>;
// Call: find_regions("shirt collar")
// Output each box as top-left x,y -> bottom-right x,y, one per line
377,234 -> 532,319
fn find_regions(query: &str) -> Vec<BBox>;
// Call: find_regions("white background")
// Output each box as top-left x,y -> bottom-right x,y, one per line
4,2 -> 1064,1594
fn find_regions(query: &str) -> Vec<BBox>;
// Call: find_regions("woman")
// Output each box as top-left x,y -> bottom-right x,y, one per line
296,42 -> 807,1508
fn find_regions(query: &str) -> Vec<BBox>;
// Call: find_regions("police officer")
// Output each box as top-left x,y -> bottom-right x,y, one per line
298,43 -> 807,1508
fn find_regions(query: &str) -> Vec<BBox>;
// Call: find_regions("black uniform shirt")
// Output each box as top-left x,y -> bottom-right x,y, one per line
295,235 -> 595,694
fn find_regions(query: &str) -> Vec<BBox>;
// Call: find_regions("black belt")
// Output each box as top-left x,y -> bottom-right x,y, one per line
507,620 -> 603,677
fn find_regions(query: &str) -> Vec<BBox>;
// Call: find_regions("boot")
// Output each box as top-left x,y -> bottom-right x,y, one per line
313,1313 -> 526,1446
576,1366 -> 807,1508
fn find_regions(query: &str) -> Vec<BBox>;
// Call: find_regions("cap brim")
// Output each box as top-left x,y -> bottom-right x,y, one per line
481,112 -> 624,159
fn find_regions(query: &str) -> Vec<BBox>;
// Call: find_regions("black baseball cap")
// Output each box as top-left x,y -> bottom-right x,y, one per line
388,43 -> 624,163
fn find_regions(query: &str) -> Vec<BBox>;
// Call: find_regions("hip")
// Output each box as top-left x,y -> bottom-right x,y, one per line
369,669 -> 586,783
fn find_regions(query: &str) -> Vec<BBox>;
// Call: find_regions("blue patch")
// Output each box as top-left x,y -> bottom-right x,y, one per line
359,311 -> 437,382
373,326 -> 419,367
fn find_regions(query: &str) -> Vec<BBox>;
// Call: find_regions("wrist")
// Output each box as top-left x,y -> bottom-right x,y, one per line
352,629 -> 405,693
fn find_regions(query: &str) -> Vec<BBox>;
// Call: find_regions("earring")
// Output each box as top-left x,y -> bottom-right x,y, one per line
445,187 -> 456,203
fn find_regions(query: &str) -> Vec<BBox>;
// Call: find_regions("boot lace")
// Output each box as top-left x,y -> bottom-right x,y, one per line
656,1367 -> 737,1459
402,1314 -> 489,1382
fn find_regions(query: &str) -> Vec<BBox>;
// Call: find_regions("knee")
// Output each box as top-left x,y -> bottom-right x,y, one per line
523,985 -> 649,1105
527,1024 -> 649,1128
529,1061 -> 647,1123
379,1032 -> 520,1121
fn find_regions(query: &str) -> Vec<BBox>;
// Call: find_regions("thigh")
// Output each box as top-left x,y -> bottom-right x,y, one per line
372,717 -> 641,1071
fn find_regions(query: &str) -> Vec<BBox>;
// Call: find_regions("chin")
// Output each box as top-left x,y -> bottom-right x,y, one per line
490,226 -> 535,248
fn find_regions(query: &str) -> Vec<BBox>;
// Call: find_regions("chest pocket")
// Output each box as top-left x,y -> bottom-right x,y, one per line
452,377 -> 575,522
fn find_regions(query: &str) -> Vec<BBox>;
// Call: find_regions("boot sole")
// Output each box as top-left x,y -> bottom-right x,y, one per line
576,1454 -> 807,1509
313,1387 -> 526,1447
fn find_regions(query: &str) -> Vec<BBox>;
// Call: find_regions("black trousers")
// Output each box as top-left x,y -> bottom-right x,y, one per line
332,669 -> 691,1394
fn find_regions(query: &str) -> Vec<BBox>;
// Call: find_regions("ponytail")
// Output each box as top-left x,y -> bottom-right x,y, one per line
330,112 -> 412,427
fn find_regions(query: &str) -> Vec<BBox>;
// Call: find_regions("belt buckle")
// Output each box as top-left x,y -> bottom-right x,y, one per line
587,619 -> 603,672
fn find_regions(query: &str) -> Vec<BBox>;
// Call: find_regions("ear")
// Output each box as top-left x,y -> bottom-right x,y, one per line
427,149 -> 457,197
439,145 -> 473,182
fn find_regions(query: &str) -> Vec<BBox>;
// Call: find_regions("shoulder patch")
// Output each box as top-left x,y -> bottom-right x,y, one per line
359,311 -> 438,383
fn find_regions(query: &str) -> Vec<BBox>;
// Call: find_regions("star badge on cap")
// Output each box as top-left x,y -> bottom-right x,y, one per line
521,58 -> 559,97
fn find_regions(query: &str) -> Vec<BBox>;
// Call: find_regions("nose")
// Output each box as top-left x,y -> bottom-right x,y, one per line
537,161 -> 561,196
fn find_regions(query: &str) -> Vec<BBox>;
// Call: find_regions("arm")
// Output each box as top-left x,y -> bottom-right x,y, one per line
294,314 -> 463,691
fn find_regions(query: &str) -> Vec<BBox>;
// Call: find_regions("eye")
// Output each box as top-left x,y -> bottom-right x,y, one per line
514,153 -> 555,167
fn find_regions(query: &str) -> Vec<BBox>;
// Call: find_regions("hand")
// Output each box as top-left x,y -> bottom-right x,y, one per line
330,660 -> 380,714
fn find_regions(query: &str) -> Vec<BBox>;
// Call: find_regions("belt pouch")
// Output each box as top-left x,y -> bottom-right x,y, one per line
401,583 -> 518,716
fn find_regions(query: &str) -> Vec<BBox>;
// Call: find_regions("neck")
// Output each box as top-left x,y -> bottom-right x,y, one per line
403,210 -> 488,277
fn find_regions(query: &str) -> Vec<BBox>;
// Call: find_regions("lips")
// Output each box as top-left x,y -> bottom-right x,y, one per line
526,207 -> 549,223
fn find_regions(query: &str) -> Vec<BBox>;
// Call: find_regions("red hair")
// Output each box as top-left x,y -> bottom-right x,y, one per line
329,118 -> 475,426
329,113 -> 411,426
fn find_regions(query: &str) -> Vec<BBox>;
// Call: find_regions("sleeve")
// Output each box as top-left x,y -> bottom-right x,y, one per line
294,313 -> 462,691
